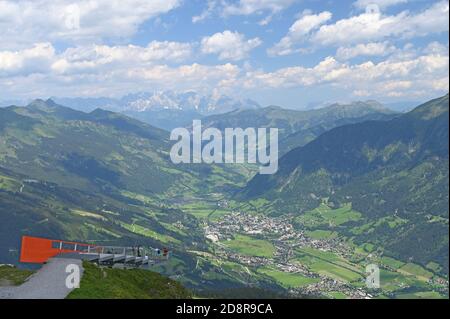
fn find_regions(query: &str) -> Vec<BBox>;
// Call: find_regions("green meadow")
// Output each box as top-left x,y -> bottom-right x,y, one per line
223,234 -> 275,258
258,267 -> 320,288
295,203 -> 362,229
294,247 -> 364,283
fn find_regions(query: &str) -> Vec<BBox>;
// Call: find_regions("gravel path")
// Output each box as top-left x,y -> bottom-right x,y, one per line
0,258 -> 84,299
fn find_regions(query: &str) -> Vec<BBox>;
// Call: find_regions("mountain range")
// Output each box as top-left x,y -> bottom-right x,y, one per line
54,91 -> 257,113
49,91 -> 260,131
200,101 -> 397,155
51,92 -> 398,133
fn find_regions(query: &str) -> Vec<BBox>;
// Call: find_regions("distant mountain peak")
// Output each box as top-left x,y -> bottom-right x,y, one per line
27,99 -> 54,111
121,90 -> 261,114
45,98 -> 58,105
52,91 -> 261,115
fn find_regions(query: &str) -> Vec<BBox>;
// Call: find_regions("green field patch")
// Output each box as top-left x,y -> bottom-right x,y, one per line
398,263 -> 433,281
223,234 -> 275,258
380,256 -> 406,270
258,267 -> 320,288
84,223 -> 122,238
311,263 -> 362,283
379,269 -> 429,294
120,222 -> 180,244
305,230 -> 338,240
297,247 -> 341,262
161,222 -> 187,236
360,243 -> 375,253
351,216 -> 408,235
395,291 -> 445,299
120,190 -> 157,205
184,208 -> 215,219
0,175 -> 20,191
295,248 -> 363,283
179,201 -> 219,219
295,203 -> 362,229
425,261 -> 442,273
208,209 -> 231,222
379,269 -> 410,292
71,209 -> 108,221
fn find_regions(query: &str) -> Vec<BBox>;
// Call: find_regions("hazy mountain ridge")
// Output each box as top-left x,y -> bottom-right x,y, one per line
200,101 -> 398,155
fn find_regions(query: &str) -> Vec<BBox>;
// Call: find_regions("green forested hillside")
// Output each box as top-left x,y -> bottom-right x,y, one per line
0,100 -> 243,265
0,99 -> 278,296
243,94 -> 449,274
200,101 -> 396,155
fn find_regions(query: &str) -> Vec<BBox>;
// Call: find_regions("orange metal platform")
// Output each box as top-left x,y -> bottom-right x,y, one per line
20,236 -> 97,264
19,236 -> 169,265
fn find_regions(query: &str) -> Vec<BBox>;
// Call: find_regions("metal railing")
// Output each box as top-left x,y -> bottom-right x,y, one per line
50,239 -> 170,263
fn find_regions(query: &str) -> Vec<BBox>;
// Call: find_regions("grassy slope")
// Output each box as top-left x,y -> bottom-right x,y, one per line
67,261 -> 192,299
0,265 -> 34,286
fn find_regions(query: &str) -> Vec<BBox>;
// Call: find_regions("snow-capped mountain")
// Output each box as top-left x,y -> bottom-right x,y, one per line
53,91 -> 261,115
120,91 -> 260,114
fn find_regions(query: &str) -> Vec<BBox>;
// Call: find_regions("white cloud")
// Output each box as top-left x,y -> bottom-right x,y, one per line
223,0 -> 296,16
423,41 -> 449,55
0,0 -> 181,48
0,41 -> 242,98
268,11 -> 332,56
353,0 -> 408,10
2,43 -> 448,100
314,1 -> 449,46
193,0 -> 296,24
1,0 -> 448,104
2,63 -> 242,99
201,31 -> 262,61
1,40 -> 193,79
52,41 -> 193,75
0,43 -> 55,76
245,52 -> 449,98
192,0 -> 217,23
269,1 -> 449,57
128,63 -> 241,91
336,42 -> 397,60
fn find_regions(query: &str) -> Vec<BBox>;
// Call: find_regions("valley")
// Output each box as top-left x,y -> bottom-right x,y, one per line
1,0 -> 448,304
179,198 -> 449,299
0,95 -> 448,299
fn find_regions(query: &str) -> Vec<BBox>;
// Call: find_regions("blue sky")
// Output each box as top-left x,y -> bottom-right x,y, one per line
0,0 -> 448,108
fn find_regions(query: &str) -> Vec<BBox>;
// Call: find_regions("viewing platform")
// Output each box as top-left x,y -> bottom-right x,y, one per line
19,236 -> 169,267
